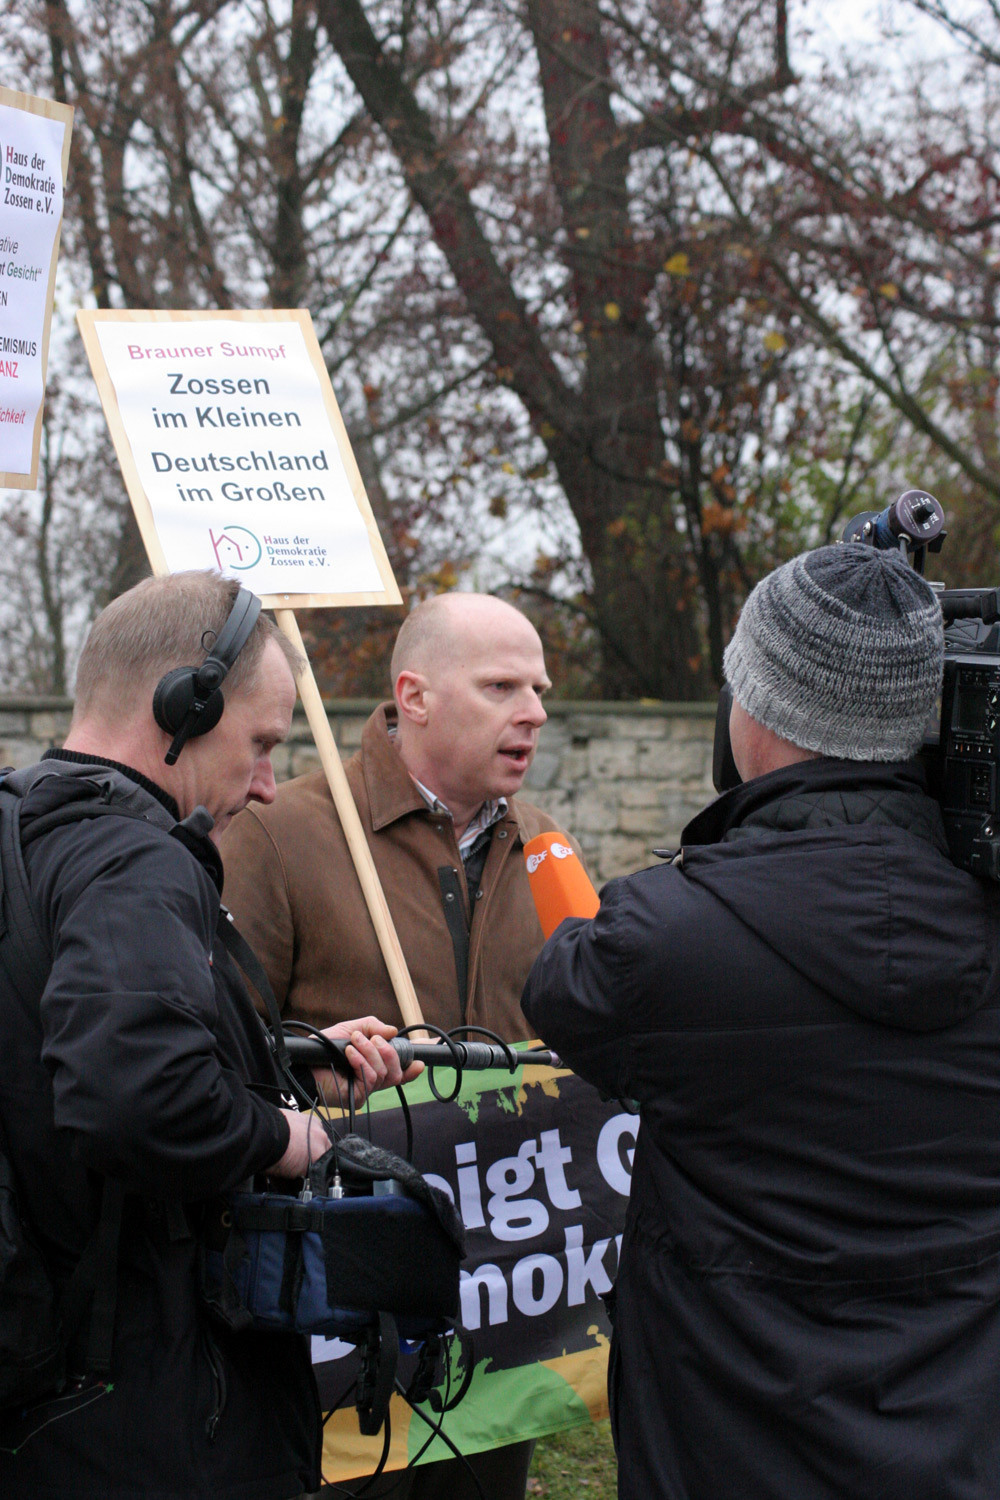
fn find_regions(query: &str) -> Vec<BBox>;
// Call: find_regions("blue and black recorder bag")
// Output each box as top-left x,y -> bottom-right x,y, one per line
200,1133 -> 464,1343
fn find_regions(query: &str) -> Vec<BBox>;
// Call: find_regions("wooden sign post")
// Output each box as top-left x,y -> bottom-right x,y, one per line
0,86 -> 73,489
272,606 -> 425,1032
78,307 -> 425,1030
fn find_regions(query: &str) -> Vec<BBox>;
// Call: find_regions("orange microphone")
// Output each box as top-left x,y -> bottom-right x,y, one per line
523,831 -> 600,939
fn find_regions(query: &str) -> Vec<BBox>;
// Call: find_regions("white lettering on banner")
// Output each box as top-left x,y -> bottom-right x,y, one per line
455,1140 -> 486,1229
459,1229 -> 623,1330
311,1225 -> 624,1353
512,1254 -> 563,1316
309,1081 -> 634,1437
431,1122 -> 633,1241
485,1140 -> 549,1241
565,1224 -> 614,1304
534,1128 -> 582,1210
596,1113 -> 637,1196
316,1119 -> 635,1347
451,1120 -> 623,1328
460,1263 -> 508,1331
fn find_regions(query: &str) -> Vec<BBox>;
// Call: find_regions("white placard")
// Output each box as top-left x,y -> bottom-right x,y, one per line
82,312 -> 399,603
0,88 -> 72,485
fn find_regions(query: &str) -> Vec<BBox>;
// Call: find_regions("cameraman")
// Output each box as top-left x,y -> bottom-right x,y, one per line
523,544 -> 1000,1499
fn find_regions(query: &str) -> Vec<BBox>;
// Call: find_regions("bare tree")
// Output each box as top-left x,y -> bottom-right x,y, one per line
4,0 -> 998,696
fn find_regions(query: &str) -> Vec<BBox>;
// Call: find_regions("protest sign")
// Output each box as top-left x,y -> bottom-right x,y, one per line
76,309 -> 400,607
78,306 -> 423,1027
0,86 -> 73,489
313,1058 -> 633,1481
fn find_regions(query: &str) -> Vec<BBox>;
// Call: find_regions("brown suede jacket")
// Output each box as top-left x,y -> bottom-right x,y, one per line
218,703 -> 579,1042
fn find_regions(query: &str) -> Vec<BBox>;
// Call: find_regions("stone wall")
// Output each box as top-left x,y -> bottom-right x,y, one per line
0,697 -> 718,882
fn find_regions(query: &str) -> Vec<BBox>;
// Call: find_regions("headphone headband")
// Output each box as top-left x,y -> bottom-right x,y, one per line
194,587 -> 262,698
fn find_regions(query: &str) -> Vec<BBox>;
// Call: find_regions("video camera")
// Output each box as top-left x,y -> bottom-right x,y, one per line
713,490 -> 1000,882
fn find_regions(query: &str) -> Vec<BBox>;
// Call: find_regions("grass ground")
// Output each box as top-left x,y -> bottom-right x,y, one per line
527,1419 -> 617,1499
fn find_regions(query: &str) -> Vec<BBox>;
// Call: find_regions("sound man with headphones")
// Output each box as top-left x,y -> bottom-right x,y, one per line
0,570 -> 417,1500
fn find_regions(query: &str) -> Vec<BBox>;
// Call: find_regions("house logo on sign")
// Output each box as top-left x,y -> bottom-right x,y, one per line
209,526 -> 262,571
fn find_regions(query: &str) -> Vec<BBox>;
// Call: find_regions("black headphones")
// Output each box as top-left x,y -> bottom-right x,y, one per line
152,586 -> 262,765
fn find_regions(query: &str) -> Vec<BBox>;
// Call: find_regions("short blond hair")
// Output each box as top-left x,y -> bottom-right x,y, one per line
73,571 -> 301,722
390,593 -> 535,684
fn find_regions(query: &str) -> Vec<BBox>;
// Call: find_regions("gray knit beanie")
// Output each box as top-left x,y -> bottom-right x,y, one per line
723,544 -> 943,761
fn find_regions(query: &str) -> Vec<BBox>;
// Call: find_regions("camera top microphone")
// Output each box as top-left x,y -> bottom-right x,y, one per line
842,490 -> 946,566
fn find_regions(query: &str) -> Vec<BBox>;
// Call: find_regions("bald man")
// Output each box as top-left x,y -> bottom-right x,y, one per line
219,593 -> 578,1500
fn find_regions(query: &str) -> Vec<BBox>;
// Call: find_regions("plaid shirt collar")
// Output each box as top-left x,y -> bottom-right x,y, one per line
385,719 -> 508,858
409,775 -> 508,859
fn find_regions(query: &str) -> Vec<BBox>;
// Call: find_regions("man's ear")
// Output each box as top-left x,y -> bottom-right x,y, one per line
395,670 -> 429,725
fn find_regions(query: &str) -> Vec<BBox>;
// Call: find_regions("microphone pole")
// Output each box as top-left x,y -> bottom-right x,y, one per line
284,1035 -> 562,1075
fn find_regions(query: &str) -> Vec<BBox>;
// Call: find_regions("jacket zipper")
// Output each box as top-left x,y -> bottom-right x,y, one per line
467,824 -> 516,1017
202,1324 -> 228,1440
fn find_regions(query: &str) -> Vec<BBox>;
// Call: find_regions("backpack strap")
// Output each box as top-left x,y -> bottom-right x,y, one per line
214,909 -> 333,1123
57,1180 -> 126,1380
356,1312 -> 399,1436
0,772 -> 153,1004
0,778 -> 52,1006
214,910 -> 294,1075
0,772 -> 144,1391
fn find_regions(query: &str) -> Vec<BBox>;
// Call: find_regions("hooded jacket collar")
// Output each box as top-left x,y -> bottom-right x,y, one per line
11,754 -> 224,890
678,757 -> 999,1033
682,756 -> 945,849
41,747 -> 180,820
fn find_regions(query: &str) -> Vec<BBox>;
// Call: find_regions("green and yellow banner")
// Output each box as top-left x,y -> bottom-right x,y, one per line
313,1057 -> 634,1482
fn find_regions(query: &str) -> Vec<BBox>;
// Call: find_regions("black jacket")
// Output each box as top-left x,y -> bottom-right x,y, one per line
523,759 -> 1000,1500
0,757 -> 320,1500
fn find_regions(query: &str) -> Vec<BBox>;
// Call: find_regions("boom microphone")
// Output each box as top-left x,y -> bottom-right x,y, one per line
283,1035 -> 561,1074
523,830 -> 600,939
